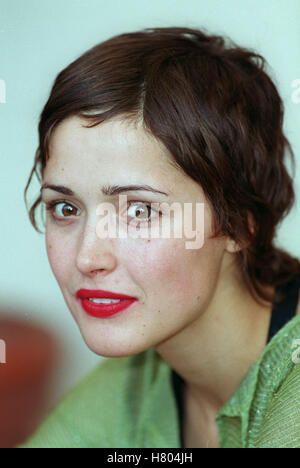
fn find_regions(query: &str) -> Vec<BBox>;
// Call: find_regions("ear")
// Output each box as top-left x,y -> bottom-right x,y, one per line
225,212 -> 256,253
225,238 -> 242,253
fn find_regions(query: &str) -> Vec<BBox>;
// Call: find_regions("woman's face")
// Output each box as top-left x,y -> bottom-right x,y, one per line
42,115 -> 230,357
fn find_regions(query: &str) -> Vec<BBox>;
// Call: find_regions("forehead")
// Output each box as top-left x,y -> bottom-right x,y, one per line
47,115 -> 172,173
45,115 -> 206,203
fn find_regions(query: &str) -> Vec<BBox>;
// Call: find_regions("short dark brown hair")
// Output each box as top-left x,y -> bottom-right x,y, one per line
24,26 -> 300,305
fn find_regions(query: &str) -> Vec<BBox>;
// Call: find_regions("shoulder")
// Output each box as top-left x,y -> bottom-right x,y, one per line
254,337 -> 300,447
18,347 -> 167,448
245,303 -> 300,448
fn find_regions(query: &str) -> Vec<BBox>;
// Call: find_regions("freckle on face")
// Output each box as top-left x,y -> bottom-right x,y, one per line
42,115 -> 228,358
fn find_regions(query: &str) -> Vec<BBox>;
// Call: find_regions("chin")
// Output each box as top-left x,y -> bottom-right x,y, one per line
80,331 -> 150,359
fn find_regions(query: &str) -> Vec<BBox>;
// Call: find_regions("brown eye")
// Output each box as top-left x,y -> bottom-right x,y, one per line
59,204 -> 77,217
45,201 -> 80,220
128,203 -> 151,221
127,202 -> 158,224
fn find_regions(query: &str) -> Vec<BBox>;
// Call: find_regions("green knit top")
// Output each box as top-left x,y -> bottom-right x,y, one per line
18,310 -> 300,448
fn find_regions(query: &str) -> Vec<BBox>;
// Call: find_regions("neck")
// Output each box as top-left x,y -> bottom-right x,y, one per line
155,255 -> 274,412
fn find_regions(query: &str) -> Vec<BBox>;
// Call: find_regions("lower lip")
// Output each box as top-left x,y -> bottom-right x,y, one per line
78,298 -> 137,318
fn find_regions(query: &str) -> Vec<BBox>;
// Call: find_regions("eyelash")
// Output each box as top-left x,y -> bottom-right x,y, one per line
44,199 -> 162,225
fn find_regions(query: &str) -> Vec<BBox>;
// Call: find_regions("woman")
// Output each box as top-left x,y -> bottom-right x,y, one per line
21,26 -> 300,448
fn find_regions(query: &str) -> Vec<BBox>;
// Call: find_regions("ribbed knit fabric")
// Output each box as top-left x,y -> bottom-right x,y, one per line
19,276 -> 300,448
217,312 -> 300,448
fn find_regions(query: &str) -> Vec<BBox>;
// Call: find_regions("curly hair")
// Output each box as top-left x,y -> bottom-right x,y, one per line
24,26 -> 300,306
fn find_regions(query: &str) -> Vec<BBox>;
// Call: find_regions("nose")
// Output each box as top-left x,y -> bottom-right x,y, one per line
75,218 -> 117,277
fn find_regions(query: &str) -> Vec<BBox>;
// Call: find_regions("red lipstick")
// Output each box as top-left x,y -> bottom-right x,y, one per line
76,289 -> 138,318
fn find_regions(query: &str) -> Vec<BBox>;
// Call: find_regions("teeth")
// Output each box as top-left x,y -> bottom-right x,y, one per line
88,298 -> 121,304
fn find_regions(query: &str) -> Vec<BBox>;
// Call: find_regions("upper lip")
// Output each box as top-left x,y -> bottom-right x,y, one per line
76,289 -> 137,300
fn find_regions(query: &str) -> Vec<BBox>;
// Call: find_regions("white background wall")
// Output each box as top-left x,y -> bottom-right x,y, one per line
0,0 -> 299,405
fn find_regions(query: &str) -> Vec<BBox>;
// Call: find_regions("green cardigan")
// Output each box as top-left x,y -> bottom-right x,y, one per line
19,313 -> 300,448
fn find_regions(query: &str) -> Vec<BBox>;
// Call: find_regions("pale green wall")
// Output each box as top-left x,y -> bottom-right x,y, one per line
0,0 -> 299,402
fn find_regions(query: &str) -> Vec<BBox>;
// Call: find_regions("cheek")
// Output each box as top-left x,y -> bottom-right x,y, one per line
45,230 -> 73,282
121,235 -> 224,309
119,238 -> 200,300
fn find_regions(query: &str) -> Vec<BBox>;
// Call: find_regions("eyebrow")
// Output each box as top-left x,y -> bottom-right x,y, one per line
40,183 -> 169,197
